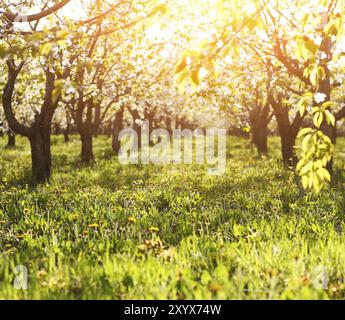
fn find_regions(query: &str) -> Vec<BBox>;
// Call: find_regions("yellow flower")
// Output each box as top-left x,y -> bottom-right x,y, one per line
209,283 -> 222,293
128,217 -> 137,223
149,226 -> 159,232
0,220 -> 6,225
88,223 -> 99,229
23,208 -> 30,214
37,270 -> 47,279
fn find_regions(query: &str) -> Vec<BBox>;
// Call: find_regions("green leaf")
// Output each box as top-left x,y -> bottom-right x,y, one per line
310,68 -> 318,86
0,44 -> 8,59
297,128 -> 313,139
304,39 -> 319,55
56,30 -> 69,39
298,96 -> 311,116
324,110 -> 335,126
313,112 -> 324,128
322,101 -> 338,109
200,270 -> 212,285
174,70 -> 188,94
190,68 -> 201,87
39,43 -> 52,56
175,57 -> 187,74
317,168 -> 331,182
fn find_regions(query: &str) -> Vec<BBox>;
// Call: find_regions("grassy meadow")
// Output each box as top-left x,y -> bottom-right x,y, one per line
1,135 -> 345,299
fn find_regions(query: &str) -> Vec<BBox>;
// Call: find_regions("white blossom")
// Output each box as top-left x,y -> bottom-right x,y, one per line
314,93 -> 327,104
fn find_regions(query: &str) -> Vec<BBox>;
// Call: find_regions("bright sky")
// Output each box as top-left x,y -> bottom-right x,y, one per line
57,0 -> 87,20
18,0 -> 87,21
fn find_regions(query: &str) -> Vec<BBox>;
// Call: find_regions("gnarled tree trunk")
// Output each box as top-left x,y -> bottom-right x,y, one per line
2,62 -> 58,183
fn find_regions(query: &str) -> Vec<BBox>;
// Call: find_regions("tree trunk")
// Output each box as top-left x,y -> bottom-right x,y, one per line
76,100 -> 95,163
249,96 -> 271,155
29,128 -> 52,183
7,131 -> 15,147
130,108 -> 142,149
112,108 -> 124,153
280,130 -> 296,167
106,122 -> 112,138
251,123 -> 268,155
165,114 -> 173,135
274,111 -> 298,167
269,93 -> 304,167
63,129 -> 70,143
81,131 -> 94,163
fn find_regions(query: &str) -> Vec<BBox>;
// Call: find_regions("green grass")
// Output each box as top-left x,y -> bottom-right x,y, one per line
1,135 -> 345,299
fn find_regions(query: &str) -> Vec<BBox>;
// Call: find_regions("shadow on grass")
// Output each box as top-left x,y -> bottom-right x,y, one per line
94,164 -> 152,191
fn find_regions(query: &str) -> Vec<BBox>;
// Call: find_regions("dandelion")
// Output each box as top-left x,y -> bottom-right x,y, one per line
128,216 -> 137,223
88,223 -> 99,229
209,283 -> 222,293
23,208 -> 30,214
314,92 -> 327,104
149,226 -> 159,232
37,270 -> 48,279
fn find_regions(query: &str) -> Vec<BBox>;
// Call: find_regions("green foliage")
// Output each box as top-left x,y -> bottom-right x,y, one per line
296,129 -> 333,193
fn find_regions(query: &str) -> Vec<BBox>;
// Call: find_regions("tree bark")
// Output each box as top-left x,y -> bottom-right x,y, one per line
129,108 -> 142,148
112,108 -> 124,153
81,130 -> 94,163
29,126 -> 52,183
63,129 -> 70,143
7,131 -> 15,147
249,101 -> 271,155
75,98 -> 95,163
278,124 -> 298,167
251,123 -> 268,154
269,94 -> 303,167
